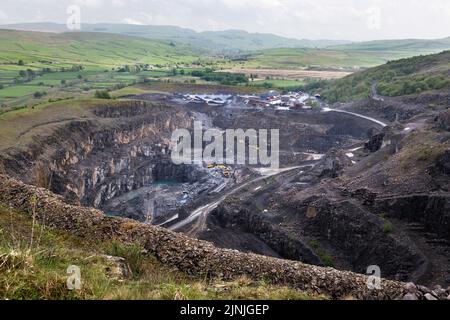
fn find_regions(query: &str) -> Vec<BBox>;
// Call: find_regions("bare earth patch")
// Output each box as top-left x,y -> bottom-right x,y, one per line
222,68 -> 353,81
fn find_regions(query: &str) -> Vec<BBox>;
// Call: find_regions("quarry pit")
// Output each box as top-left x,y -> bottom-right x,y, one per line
1,91 -> 450,290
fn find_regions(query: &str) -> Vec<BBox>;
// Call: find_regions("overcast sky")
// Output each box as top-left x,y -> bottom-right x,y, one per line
0,0 -> 449,41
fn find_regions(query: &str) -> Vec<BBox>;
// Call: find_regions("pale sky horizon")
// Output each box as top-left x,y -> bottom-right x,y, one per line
0,0 -> 450,41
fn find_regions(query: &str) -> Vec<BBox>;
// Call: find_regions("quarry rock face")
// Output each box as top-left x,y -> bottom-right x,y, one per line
314,148 -> 352,178
365,133 -> 385,153
211,204 -> 323,266
434,150 -> 450,175
375,194 -> 450,242
0,102 -> 194,211
436,110 -> 450,131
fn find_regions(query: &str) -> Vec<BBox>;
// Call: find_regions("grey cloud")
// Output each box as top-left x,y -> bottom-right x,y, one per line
0,0 -> 449,41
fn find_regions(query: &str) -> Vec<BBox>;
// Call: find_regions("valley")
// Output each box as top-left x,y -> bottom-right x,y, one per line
0,23 -> 449,302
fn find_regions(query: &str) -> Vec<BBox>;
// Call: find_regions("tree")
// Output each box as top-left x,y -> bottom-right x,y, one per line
33,91 -> 47,98
95,90 -> 111,99
18,60 -> 24,66
26,69 -> 35,78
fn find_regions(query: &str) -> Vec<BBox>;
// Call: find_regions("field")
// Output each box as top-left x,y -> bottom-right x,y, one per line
224,48 -> 443,71
0,85 -> 49,98
0,29 -> 218,109
223,67 -> 352,80
248,79 -> 305,90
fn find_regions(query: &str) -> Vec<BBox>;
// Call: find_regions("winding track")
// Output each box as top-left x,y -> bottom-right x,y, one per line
322,107 -> 388,127
169,166 -> 306,234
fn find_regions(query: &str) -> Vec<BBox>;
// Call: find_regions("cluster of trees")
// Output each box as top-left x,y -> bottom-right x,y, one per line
171,68 -> 185,76
61,65 -> 84,72
94,90 -> 111,99
14,64 -> 85,84
18,69 -> 37,81
190,69 -> 248,85
378,76 -> 450,96
33,91 -> 47,98
116,64 -> 156,73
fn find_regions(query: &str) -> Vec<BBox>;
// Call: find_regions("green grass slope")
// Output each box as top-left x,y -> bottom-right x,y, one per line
328,37 -> 450,53
303,50 -> 450,102
0,29 -> 201,68
2,23 -> 351,52
0,29 -> 218,108
235,48 -> 415,70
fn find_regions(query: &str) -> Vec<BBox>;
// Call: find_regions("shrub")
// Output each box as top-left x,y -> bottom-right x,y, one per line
321,254 -> 335,268
106,241 -> 145,277
33,91 -> 47,98
417,149 -> 432,161
383,222 -> 394,234
94,90 -> 111,99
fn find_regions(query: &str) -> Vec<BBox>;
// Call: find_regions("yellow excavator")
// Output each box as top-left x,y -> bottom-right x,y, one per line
207,164 -> 231,178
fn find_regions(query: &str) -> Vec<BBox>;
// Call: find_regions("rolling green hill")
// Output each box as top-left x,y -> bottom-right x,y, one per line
1,22 -> 351,52
232,48 -> 418,70
233,36 -> 450,71
0,29 -> 202,68
0,29 -> 216,107
328,38 -> 450,53
303,51 -> 450,102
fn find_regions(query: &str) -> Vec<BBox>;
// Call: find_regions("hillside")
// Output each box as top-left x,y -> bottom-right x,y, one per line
328,37 -> 450,53
0,29 -> 201,68
231,48 -> 419,71
1,22 -> 351,52
303,50 -> 450,102
0,29 -> 218,108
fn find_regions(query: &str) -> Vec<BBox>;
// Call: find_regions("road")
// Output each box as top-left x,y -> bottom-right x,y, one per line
371,82 -> 385,102
322,107 -> 387,127
168,166 -> 306,234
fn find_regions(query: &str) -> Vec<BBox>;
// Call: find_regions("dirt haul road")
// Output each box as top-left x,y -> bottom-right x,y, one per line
169,166 -> 309,236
